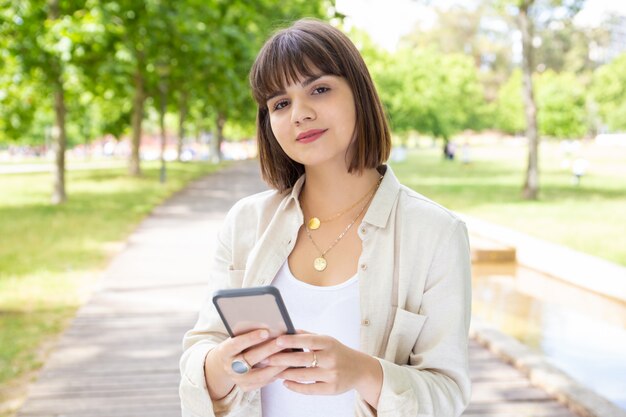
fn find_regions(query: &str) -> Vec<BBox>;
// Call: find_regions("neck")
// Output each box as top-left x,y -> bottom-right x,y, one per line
299,164 -> 382,218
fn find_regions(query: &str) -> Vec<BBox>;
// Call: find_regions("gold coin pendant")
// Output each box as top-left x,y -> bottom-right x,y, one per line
313,257 -> 327,271
308,217 -> 321,230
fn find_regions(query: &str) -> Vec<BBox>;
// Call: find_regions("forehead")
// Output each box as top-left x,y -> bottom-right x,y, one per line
264,61 -> 326,99
251,34 -> 345,105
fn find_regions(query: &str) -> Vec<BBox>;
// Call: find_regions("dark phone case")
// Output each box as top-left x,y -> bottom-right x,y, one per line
212,286 -> 298,339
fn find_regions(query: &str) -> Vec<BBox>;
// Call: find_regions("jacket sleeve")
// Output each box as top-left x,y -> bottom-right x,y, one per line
375,220 -> 472,417
179,206 -> 259,417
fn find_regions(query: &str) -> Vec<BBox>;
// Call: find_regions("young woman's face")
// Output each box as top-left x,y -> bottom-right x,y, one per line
266,70 -> 357,170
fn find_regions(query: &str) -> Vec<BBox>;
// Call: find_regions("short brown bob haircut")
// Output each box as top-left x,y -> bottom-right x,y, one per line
249,18 -> 391,192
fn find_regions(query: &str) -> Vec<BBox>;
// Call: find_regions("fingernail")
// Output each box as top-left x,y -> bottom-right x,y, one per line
260,331 -> 269,339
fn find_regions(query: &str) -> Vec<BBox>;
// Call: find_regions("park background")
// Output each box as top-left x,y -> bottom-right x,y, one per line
1,0 -> 625,416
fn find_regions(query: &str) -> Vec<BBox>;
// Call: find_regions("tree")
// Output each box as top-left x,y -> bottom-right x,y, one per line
495,69 -> 587,139
533,18 -> 611,74
0,0 -> 105,203
0,54 -> 39,144
95,0 -> 152,176
494,0 -> 584,199
535,70 -> 586,138
400,4 -> 514,102
591,53 -> 626,132
494,69 -> 526,134
2,0 -> 335,181
516,0 -> 540,199
373,47 -> 486,144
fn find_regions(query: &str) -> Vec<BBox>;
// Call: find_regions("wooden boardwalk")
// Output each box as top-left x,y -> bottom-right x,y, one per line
15,161 -> 582,417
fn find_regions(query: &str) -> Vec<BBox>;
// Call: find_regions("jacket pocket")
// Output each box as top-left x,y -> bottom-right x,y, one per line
384,308 -> 427,364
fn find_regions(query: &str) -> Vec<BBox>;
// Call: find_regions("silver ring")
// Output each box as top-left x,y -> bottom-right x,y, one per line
231,356 -> 251,374
310,351 -> 318,368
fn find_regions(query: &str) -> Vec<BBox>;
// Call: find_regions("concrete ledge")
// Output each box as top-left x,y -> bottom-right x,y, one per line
461,214 -> 626,303
469,234 -> 517,263
470,318 -> 626,417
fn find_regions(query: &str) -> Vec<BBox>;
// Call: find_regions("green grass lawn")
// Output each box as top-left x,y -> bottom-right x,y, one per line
392,139 -> 626,266
0,160 -> 226,408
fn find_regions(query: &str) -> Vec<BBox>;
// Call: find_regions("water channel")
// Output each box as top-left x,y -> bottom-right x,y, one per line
472,262 -> 626,410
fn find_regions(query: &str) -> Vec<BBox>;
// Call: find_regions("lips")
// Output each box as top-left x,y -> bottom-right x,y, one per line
296,129 -> 327,143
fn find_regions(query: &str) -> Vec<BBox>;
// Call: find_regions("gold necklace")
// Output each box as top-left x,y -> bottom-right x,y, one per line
306,176 -> 383,230
304,177 -> 382,272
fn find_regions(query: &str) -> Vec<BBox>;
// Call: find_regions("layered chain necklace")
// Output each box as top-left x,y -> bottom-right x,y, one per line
306,176 -> 382,230
303,176 -> 383,272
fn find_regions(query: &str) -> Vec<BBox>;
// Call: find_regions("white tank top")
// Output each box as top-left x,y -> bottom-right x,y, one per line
261,260 -> 360,417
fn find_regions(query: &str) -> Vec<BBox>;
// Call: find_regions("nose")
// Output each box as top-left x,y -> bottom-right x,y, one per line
291,99 -> 316,125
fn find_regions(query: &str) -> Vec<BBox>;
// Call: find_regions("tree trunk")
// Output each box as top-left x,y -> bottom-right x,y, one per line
49,0 -> 66,205
519,1 -> 539,200
159,79 -> 167,183
129,53 -> 145,177
177,91 -> 188,161
211,112 -> 225,163
51,75 -> 67,205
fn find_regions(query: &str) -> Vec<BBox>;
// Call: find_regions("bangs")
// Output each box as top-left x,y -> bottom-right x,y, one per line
250,27 -> 344,108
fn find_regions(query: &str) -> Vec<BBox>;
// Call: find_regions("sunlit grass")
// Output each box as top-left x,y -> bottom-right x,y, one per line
392,139 -> 626,266
0,160 -> 226,399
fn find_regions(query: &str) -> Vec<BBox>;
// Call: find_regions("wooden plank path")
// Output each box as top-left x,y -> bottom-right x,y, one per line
16,161 -> 581,417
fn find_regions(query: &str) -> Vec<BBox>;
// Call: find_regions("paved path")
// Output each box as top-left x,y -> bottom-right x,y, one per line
16,160 -> 581,417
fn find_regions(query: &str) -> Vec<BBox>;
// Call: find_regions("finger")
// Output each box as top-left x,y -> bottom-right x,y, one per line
233,365 -> 286,385
223,329 -> 271,358
276,334 -> 328,350
278,367 -> 327,383
265,351 -> 319,368
240,338 -> 293,367
284,380 -> 333,395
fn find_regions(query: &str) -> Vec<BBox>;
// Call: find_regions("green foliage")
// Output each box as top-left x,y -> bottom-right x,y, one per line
0,0 -> 113,146
495,69 -> 588,138
494,69 -> 526,134
0,0 -> 333,148
591,53 -> 626,132
2,0 -> 621,150
0,56 -> 40,143
535,70 -> 587,138
373,47 -> 486,140
400,4 -> 514,100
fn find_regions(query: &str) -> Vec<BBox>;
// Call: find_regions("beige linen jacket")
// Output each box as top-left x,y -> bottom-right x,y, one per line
180,165 -> 472,417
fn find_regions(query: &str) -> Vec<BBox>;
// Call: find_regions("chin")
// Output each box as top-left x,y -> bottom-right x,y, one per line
303,156 -> 348,171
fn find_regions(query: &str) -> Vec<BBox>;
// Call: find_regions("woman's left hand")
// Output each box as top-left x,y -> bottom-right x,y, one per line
265,330 -> 382,402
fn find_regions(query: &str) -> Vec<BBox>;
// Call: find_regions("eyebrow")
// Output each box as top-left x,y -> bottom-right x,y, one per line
266,74 -> 325,103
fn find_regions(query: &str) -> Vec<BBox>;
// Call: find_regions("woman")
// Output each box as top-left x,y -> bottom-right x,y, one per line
180,19 -> 471,417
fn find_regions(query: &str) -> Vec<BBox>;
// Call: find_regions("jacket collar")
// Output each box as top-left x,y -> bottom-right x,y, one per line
283,164 -> 400,229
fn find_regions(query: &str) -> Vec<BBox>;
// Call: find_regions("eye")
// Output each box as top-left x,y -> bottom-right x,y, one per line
273,99 -> 289,111
312,86 -> 330,95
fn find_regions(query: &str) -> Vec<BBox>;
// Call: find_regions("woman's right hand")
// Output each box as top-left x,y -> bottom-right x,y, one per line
206,329 -> 288,396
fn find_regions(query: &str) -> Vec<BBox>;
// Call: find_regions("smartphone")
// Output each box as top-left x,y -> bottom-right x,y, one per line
212,286 -> 298,340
